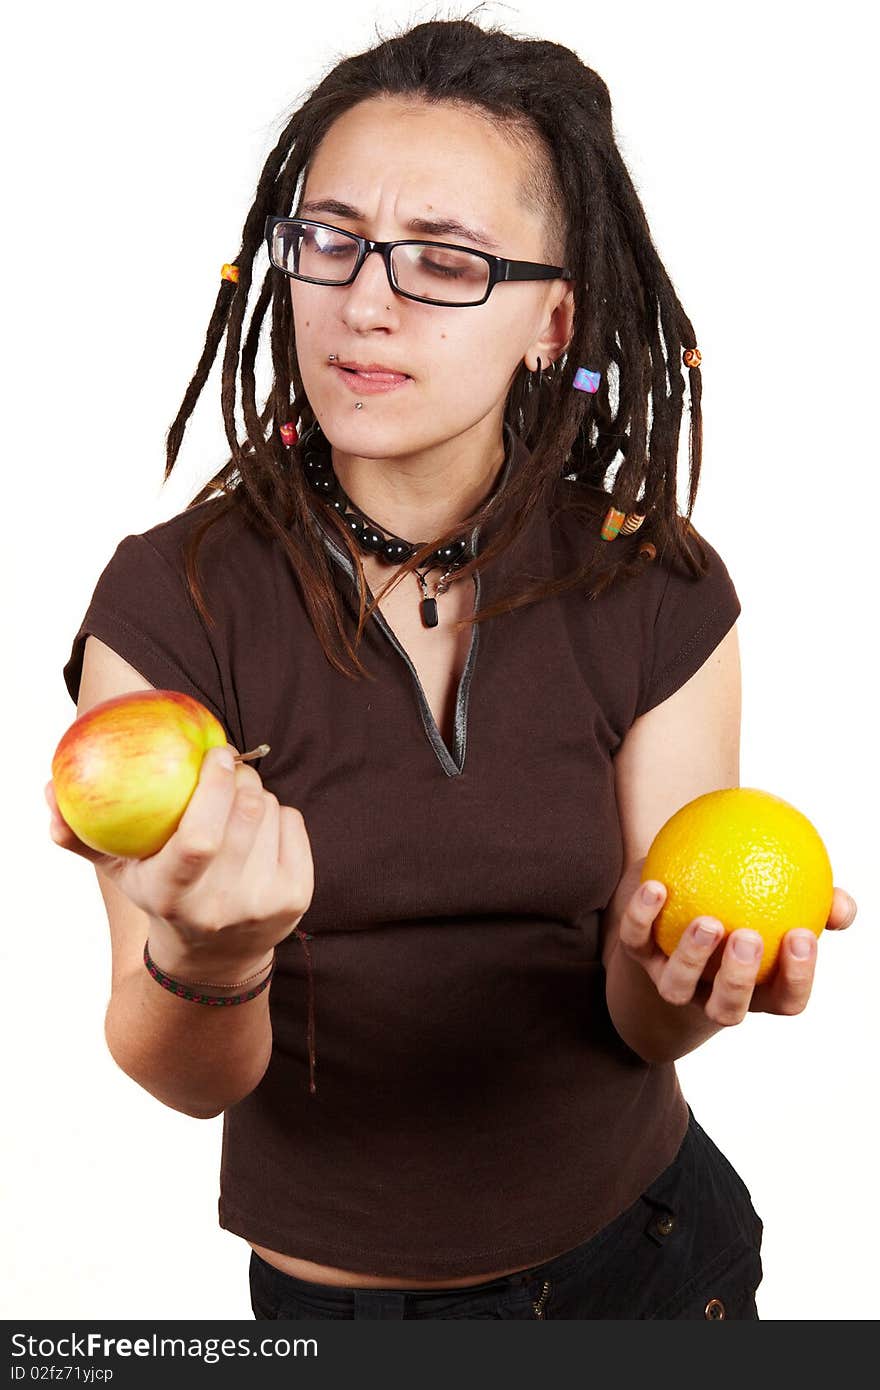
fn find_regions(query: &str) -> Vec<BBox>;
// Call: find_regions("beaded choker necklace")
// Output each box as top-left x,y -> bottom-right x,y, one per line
300,422 -> 509,630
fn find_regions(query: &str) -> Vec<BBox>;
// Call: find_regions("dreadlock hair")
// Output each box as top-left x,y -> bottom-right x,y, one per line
166,5 -> 710,682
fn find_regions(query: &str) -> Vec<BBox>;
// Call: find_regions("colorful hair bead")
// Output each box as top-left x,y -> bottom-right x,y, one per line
683,347 -> 702,369
221,263 -> 239,284
601,506 -> 626,540
279,421 -> 297,447
619,512 -> 646,536
573,367 -> 601,394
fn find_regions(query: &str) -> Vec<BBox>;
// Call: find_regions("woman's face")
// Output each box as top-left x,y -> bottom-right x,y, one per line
289,95 -> 573,458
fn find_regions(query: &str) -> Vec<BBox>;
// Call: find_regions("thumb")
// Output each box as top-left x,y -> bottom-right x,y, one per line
618,879 -> 667,959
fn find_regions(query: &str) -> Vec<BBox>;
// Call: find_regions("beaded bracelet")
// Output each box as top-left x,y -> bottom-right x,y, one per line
143,940 -> 275,1006
184,958 -> 274,989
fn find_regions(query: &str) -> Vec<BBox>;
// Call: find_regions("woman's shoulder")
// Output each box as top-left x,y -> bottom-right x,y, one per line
136,493 -> 243,553
133,490 -> 281,582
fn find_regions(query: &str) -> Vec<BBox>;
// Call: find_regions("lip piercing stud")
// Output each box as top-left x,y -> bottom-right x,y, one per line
328,354 -> 363,405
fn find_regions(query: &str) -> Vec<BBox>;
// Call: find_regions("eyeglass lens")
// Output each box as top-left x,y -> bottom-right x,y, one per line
272,221 -> 490,304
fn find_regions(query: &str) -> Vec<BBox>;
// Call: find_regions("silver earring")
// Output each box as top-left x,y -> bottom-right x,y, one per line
532,356 -> 559,390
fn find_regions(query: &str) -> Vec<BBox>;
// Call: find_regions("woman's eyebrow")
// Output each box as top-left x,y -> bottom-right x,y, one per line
297,197 -> 501,251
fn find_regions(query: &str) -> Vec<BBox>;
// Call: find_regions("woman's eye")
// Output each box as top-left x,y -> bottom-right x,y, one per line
306,240 -> 348,256
422,259 -> 465,278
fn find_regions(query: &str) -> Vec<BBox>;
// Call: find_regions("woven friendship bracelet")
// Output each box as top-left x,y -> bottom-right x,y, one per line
143,940 -> 275,1006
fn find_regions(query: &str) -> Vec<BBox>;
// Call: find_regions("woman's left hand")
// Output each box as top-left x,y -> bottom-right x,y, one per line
618,878 -> 858,1023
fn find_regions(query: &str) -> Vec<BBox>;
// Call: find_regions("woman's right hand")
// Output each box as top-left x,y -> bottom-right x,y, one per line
44,744 -> 315,969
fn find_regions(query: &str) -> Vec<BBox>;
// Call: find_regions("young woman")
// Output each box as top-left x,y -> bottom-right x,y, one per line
48,16 -> 856,1320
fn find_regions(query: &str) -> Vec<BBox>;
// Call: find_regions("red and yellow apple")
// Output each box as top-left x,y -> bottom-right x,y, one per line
51,690 -> 230,859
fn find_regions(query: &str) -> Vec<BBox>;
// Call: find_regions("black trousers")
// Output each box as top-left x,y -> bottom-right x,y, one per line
248,1105 -> 763,1320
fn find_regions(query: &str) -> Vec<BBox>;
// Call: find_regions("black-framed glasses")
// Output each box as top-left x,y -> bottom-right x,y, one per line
264,216 -> 572,307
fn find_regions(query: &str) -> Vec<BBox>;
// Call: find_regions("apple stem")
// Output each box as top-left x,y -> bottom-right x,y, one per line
234,743 -> 271,764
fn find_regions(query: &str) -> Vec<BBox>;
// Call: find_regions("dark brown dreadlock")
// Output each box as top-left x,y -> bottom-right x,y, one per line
165,7 -> 710,682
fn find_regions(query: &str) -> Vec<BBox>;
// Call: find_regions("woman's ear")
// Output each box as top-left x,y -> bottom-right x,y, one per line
526,283 -> 574,373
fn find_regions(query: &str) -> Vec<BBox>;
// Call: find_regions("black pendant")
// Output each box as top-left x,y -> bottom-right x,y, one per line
420,597 -> 439,628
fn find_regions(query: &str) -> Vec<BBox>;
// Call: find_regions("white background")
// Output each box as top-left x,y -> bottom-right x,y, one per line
3,0 -> 876,1321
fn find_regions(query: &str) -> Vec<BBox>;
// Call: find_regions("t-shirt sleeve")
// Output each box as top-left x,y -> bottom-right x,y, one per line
633,529 -> 741,721
62,532 -> 227,726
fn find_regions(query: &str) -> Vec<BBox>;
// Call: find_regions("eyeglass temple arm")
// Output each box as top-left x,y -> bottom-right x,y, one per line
499,259 -> 573,282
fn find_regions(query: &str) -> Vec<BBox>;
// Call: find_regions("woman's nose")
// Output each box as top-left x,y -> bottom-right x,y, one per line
349,247 -> 394,298
341,250 -> 398,321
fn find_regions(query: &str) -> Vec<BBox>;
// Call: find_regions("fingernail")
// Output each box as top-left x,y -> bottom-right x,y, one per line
732,933 -> 763,962
790,930 -> 815,959
642,883 -> 663,906
693,919 -> 723,947
842,896 -> 857,926
217,747 -> 236,771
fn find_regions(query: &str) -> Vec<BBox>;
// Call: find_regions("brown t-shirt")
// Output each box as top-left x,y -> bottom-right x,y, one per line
62,425 -> 741,1279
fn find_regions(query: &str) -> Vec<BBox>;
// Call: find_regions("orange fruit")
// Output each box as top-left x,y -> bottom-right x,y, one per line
641,788 -> 834,985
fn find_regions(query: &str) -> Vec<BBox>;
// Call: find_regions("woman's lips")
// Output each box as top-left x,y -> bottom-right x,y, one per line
331,364 -> 413,395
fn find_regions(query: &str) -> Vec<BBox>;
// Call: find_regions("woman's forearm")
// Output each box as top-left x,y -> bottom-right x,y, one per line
104,944 -> 274,1119
605,934 -> 725,1064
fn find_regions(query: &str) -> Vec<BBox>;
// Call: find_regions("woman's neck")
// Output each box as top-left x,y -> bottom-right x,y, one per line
329,426 -> 509,541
